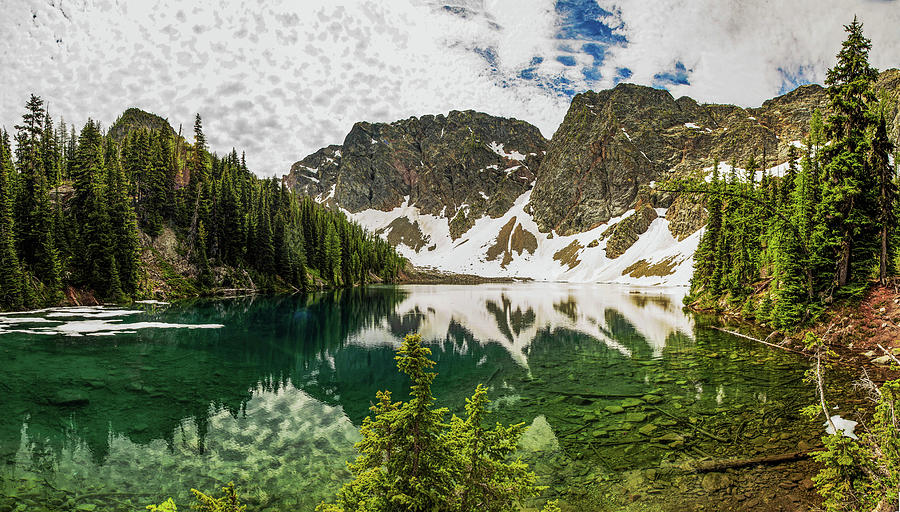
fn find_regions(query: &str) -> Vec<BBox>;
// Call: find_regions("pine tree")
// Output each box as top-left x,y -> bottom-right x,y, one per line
820,16 -> 880,289
14,95 -> 61,301
106,138 -> 143,295
324,220 -> 342,285
196,220 -> 213,288
0,131 -> 23,309
690,159 -> 723,296
72,120 -> 121,299
870,111 -> 895,284
318,334 -> 548,512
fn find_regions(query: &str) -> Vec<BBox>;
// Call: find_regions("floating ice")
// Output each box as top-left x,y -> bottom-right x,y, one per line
0,306 -> 222,336
825,414 -> 858,439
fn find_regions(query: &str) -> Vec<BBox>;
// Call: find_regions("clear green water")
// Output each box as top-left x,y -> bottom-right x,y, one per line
0,284 -> 850,511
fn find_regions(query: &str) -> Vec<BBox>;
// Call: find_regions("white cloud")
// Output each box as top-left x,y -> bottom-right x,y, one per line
0,0 -> 574,175
595,0 -> 900,105
1,0 -> 899,177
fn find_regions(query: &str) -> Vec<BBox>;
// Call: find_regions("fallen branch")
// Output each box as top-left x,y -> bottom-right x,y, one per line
711,326 -> 806,355
689,450 -> 812,473
649,406 -> 729,443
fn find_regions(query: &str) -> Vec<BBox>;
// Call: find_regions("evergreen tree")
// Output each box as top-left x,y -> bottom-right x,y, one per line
196,220 -> 213,288
820,16 -> 880,289
324,220 -> 342,285
14,95 -> 61,300
72,120 -> 120,299
870,111 -> 895,284
106,138 -> 143,295
0,131 -> 23,309
690,159 -> 723,296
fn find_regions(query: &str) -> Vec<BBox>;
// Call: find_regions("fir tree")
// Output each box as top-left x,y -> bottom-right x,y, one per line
0,131 -> 23,309
106,138 -> 143,295
14,95 -> 61,301
820,16 -> 880,289
870,111 -> 895,284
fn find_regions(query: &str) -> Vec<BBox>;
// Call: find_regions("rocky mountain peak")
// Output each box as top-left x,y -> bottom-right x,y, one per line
527,80 -> 840,235
108,107 -> 176,140
283,109 -> 548,238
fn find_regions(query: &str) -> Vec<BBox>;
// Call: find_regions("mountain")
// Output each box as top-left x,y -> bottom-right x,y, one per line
283,110 -> 547,239
107,107 -> 177,140
528,82 -> 828,235
284,71 -> 900,286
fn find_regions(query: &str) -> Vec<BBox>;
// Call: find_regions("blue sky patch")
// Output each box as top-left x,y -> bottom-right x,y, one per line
653,61 -> 691,87
777,66 -> 813,94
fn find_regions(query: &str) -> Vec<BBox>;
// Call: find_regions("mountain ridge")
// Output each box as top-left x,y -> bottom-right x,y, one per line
283,70 -> 900,284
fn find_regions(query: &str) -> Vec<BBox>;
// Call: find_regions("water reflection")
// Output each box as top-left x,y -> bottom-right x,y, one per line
0,284 -> 824,511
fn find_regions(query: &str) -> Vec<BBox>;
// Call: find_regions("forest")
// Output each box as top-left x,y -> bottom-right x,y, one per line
0,99 -> 405,310
686,17 -> 897,330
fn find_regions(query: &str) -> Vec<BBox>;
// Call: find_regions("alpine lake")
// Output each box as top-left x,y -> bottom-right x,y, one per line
0,284 -> 863,512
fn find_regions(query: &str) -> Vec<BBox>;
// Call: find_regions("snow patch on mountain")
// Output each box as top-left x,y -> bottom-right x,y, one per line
346,190 -> 700,286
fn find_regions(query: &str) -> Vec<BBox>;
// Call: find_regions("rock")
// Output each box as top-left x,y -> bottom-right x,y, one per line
604,204 -> 658,259
605,405 -> 625,414
666,193 -> 707,240
701,473 -> 732,492
799,478 -> 815,491
872,355 -> 895,365
528,82 -> 830,234
49,390 -> 90,407
620,397 -> 644,408
624,412 -> 647,423
641,394 -> 663,404
638,423 -> 658,436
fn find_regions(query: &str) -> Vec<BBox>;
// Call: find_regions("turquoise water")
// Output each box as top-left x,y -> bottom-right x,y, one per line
0,284 -> 850,511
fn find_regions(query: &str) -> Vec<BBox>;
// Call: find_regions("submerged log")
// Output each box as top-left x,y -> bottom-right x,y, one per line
690,450 -> 812,472
549,391 -> 645,398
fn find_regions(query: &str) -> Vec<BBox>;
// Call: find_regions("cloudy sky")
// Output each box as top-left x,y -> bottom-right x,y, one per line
2,0 -> 900,176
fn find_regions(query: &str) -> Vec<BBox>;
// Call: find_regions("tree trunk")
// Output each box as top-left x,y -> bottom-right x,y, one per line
880,223 -> 888,285
837,235 -> 851,287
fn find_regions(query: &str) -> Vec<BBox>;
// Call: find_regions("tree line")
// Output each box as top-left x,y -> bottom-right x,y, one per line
0,99 -> 404,310
686,17 -> 897,329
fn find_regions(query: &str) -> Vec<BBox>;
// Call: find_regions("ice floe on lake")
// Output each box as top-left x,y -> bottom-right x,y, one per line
0,305 -> 222,336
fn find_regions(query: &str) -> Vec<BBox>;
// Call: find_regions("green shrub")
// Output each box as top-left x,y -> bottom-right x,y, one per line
146,482 -> 245,512
813,379 -> 900,511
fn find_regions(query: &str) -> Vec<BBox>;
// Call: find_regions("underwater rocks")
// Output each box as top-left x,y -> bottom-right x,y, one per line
48,389 -> 90,407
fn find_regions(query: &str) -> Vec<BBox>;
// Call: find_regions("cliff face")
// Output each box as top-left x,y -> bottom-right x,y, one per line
526,82 -> 830,235
284,110 -> 547,238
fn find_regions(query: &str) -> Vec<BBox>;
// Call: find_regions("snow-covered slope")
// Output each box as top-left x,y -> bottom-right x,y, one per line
347,189 -> 701,286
